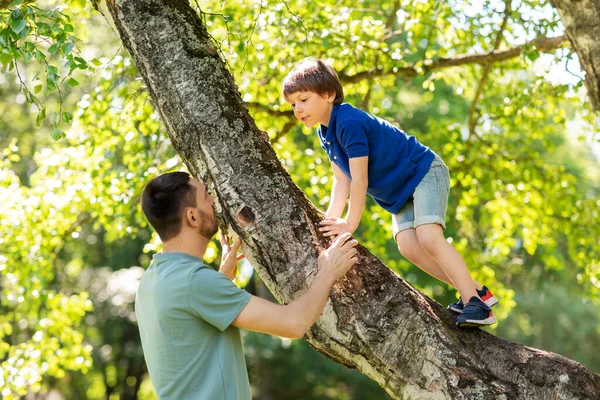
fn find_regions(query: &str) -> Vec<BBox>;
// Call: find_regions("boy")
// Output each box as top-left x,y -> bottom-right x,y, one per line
282,59 -> 498,327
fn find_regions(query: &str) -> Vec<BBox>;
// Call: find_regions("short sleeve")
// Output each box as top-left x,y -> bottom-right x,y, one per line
187,268 -> 251,331
337,120 -> 369,158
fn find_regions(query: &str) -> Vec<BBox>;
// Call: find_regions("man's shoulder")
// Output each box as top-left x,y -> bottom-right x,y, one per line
143,253 -> 217,288
187,264 -> 240,294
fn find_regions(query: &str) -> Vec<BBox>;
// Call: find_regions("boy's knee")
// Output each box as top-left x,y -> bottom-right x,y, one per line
395,232 -> 419,260
415,229 -> 443,255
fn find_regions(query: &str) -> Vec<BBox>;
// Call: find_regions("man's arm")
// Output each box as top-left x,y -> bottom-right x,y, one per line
326,162 -> 351,218
231,233 -> 358,338
219,233 -> 244,280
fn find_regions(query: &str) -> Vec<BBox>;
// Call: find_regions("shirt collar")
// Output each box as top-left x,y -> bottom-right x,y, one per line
318,103 -> 341,143
152,251 -> 205,267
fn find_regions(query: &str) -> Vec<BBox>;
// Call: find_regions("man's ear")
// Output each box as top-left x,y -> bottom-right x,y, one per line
185,208 -> 200,227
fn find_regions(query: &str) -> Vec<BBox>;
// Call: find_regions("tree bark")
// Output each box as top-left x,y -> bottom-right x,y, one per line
93,0 -> 600,398
551,0 -> 600,111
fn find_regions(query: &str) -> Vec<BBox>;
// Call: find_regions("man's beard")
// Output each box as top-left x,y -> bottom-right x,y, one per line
197,209 -> 218,240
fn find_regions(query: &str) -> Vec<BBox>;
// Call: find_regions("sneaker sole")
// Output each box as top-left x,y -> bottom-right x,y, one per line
448,297 -> 499,314
482,296 -> 499,308
448,305 -> 463,314
456,315 -> 497,327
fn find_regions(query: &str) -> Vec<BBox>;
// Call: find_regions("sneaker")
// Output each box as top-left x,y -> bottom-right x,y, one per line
447,285 -> 498,313
456,297 -> 497,327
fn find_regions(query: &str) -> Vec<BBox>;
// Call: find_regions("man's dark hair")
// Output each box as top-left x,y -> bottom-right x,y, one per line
141,172 -> 197,241
282,58 -> 344,104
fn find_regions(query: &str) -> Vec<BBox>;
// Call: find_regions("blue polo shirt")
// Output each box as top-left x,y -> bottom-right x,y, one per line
318,103 -> 435,214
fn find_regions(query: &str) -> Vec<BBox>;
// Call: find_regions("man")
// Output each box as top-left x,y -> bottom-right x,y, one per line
135,171 -> 358,400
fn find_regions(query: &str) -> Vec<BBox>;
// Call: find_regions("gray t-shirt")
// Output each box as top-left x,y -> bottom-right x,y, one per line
135,252 -> 252,400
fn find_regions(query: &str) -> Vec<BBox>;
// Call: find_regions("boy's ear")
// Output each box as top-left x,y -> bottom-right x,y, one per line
326,91 -> 336,103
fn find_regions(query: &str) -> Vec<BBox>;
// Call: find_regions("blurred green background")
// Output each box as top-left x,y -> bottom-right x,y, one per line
1,0 -> 599,398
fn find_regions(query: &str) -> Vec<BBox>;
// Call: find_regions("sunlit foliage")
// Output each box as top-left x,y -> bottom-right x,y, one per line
1,0 -> 598,398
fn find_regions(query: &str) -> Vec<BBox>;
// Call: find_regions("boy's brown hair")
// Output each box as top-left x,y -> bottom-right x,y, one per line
282,59 -> 344,104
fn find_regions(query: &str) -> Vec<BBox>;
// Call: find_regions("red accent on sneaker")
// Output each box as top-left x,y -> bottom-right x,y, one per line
480,290 -> 493,302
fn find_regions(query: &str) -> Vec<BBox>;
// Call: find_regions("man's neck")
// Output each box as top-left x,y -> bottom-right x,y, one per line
161,233 -> 209,260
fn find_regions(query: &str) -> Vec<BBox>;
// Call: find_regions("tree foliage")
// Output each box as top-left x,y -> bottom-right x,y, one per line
0,0 -> 598,398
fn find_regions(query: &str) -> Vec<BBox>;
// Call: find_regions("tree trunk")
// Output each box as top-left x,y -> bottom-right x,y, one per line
93,0 -> 600,398
551,0 -> 600,111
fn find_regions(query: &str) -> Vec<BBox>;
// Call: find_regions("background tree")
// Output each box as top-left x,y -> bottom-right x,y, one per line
1,0 -> 598,398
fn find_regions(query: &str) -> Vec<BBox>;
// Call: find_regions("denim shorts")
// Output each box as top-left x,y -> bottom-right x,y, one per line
392,155 -> 450,239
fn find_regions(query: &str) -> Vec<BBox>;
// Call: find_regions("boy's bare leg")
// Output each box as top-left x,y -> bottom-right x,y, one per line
395,228 -> 483,292
395,229 -> 455,286
414,224 -> 479,302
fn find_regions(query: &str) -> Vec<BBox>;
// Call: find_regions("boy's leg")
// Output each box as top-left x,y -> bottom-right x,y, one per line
410,156 -> 483,300
415,223 -> 478,302
392,194 -> 482,291
395,228 -> 455,287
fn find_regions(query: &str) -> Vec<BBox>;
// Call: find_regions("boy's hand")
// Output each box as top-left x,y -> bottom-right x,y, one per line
219,232 -> 245,280
319,217 -> 354,237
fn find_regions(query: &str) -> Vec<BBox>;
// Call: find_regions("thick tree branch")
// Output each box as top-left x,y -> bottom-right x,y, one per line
339,35 -> 567,84
93,0 -> 600,398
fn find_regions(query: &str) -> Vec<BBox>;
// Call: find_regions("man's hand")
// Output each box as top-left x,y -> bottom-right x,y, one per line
317,232 -> 359,282
319,217 -> 354,237
231,232 -> 359,338
219,232 -> 245,280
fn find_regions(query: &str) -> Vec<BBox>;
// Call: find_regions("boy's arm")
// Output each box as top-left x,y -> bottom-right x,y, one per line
232,233 -> 358,338
326,162 -> 351,218
345,156 -> 368,231
320,156 -> 368,236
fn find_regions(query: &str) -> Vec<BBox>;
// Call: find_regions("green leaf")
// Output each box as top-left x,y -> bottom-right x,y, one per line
50,128 -> 64,141
0,53 -> 13,66
19,25 -> 30,40
62,42 -> 75,55
37,22 -> 51,36
64,24 -> 74,33
36,107 -> 46,126
33,84 -> 43,94
48,44 -> 59,55
66,77 -> 79,87
10,18 -> 27,34
91,58 -> 103,67
46,65 -> 58,75
10,0 -> 25,6
61,111 -> 73,123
